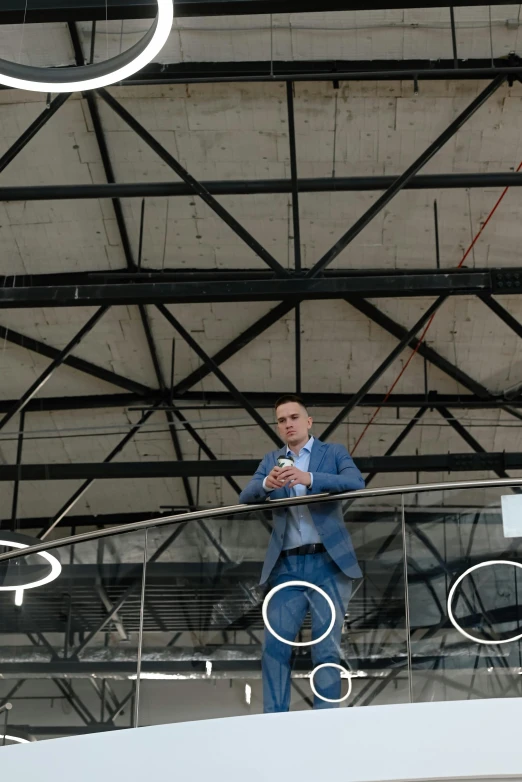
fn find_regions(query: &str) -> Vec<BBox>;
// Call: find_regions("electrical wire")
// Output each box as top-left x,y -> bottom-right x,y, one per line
0,414 -> 518,443
351,158 -> 522,455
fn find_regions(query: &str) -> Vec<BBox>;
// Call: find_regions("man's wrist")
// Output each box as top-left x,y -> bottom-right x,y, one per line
307,473 -> 313,490
262,476 -> 274,492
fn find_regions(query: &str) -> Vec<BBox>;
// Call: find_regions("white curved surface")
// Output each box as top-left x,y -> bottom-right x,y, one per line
3,698 -> 522,781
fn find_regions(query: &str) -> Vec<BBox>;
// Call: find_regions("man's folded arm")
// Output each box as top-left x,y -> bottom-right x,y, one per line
310,447 -> 365,494
239,455 -> 272,503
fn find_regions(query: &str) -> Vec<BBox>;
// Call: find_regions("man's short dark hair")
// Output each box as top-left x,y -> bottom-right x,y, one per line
274,394 -> 308,415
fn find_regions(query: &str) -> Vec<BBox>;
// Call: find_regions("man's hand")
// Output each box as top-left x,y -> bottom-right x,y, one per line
264,465 -> 284,490
277,466 -> 311,489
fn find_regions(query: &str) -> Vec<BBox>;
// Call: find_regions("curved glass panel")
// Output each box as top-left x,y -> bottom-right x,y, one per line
404,485 -> 522,702
1,479 -> 522,742
136,493 -> 409,723
0,529 -> 147,741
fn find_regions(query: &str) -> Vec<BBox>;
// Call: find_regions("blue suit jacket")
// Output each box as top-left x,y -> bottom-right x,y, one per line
239,438 -> 364,584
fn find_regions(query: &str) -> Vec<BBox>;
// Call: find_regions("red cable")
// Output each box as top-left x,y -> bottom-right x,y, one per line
351,161 -> 522,455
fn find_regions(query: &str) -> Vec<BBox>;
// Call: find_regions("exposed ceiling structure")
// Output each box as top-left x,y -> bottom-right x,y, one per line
1,0 -> 522,740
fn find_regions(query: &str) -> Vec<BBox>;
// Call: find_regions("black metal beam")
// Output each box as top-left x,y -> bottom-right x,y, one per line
0,94 -> 70,172
364,407 -> 427,486
437,406 -> 510,479
479,294 -> 522,340
173,300 -> 297,397
156,304 -> 283,447
2,452 -> 522,479
320,298 -> 445,440
97,88 -> 288,277
286,81 -> 301,272
0,390 -> 518,413
0,307 -> 109,432
0,0 -> 514,23
38,407 -> 160,540
0,323 -> 157,396
4,172 -> 522,202
123,56 -> 522,85
307,76 -> 505,277
1,269 -> 519,308
346,297 -> 495,400
69,23 -> 137,273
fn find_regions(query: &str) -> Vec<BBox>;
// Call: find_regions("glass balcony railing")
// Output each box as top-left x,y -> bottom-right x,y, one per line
0,477 -> 521,742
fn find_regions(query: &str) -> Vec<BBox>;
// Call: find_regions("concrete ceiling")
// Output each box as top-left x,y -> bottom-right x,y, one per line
0,8 -> 520,525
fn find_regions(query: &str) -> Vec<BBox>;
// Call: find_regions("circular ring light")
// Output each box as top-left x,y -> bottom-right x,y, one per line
262,580 -> 336,647
448,560 -> 522,645
0,1 -> 173,93
0,533 -> 61,595
309,663 -> 352,704
0,735 -> 30,745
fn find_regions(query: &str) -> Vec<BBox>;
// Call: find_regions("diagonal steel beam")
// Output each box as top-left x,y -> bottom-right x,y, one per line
173,301 -> 297,396
0,680 -> 25,709
97,88 -> 289,277
69,30 -> 294,433
320,298 -> 445,440
137,307 -> 239,562
479,294 -> 522,340
437,406 -> 510,479
104,687 -> 134,724
0,307 -> 109,433
69,26 -> 226,559
364,407 -> 427,486
139,304 -> 198,511
54,680 -> 96,725
0,323 -> 156,396
346,297 -> 493,400
138,309 -> 241,559
156,304 -> 282,447
0,93 -> 70,175
68,21 -> 137,274
38,406 -> 160,540
349,298 -> 522,428
307,76 -> 505,277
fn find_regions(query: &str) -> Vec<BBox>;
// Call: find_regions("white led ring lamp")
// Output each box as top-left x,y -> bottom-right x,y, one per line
262,580 -> 336,647
309,663 -> 352,703
0,0 -> 174,93
0,532 -> 62,605
448,560 -> 522,645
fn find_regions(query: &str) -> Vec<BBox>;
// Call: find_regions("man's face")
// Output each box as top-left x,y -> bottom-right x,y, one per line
275,402 -> 312,447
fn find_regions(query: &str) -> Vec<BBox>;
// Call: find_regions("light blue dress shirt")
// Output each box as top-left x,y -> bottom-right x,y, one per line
263,435 -> 322,550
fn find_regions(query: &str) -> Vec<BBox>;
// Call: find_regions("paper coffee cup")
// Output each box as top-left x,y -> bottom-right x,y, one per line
277,456 -> 294,469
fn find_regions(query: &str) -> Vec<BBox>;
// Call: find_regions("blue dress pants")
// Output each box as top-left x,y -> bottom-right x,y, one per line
263,552 -> 353,713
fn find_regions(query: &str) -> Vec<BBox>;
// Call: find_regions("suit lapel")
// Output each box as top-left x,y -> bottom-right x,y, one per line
308,438 -> 328,474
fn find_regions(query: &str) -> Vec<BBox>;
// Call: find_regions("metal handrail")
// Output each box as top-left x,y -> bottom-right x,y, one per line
0,476 -> 519,564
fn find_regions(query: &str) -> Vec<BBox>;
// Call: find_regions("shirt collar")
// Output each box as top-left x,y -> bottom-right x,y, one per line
286,435 -> 314,458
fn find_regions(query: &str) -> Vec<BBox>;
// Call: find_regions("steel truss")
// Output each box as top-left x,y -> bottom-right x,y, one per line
0,37 -> 517,550
0,13 -> 519,741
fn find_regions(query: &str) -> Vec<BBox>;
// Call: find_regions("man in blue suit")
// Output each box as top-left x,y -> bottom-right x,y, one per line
239,394 -> 364,713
